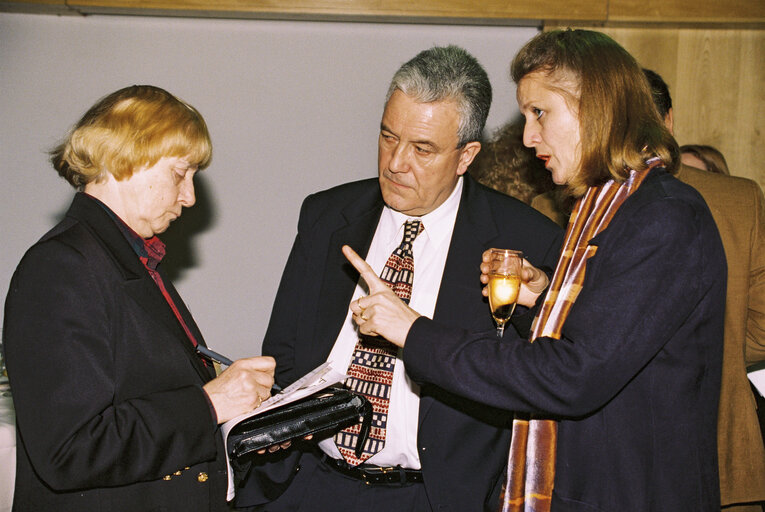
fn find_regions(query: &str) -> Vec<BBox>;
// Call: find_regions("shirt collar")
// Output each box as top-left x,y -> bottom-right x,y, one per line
84,193 -> 166,270
383,176 -> 463,248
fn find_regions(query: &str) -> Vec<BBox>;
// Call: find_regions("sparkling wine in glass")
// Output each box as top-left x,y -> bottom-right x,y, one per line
487,249 -> 523,337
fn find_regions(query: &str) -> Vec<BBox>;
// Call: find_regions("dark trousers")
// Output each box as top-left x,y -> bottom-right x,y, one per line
242,450 -> 432,512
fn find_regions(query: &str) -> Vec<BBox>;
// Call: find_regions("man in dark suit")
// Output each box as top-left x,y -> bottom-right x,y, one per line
235,46 -> 563,511
4,85 -> 275,511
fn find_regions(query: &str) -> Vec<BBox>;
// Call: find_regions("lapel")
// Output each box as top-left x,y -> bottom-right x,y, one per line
433,175 -> 500,325
418,175 -> 500,424
157,267 -> 217,381
302,183 -> 384,372
67,193 -> 214,383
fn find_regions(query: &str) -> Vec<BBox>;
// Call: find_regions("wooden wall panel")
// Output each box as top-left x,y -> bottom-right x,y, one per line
609,0 -> 765,24
2,0 -> 763,24
548,25 -> 765,188
2,0 -> 63,4
1,0 -> 608,22
0,0 -> 68,13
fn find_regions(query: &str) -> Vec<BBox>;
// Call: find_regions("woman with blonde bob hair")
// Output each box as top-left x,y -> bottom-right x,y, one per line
339,30 -> 726,511
51,85 -> 212,188
4,85 -> 276,511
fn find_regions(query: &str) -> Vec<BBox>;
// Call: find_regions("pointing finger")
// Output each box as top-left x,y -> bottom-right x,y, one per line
342,245 -> 389,294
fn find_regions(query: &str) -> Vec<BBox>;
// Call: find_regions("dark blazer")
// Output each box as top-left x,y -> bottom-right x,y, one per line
404,170 -> 726,511
236,174 -> 564,511
3,193 -> 229,512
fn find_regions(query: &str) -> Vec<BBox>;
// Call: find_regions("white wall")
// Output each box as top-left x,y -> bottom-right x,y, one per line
0,12 -> 537,358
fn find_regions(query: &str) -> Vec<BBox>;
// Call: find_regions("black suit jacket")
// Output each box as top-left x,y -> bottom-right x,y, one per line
237,175 -> 563,511
4,193 -> 229,512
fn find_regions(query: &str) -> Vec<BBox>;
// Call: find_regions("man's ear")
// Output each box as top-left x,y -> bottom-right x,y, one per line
456,141 -> 482,176
664,108 -> 675,136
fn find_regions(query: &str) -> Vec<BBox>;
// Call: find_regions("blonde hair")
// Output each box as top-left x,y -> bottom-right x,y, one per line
50,85 -> 211,188
511,29 -> 678,197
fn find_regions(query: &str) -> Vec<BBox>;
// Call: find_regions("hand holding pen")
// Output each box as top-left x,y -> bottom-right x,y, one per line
197,345 -> 313,455
200,346 -> 275,424
197,345 -> 282,393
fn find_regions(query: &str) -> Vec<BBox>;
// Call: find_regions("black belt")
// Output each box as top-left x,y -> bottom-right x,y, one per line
320,454 -> 423,485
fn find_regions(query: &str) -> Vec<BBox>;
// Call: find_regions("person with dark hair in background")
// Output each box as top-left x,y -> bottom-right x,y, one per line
470,119 -> 571,226
644,68 -> 765,512
3,85 -> 276,512
234,45 -> 563,512
681,143 -> 731,175
347,30 -> 726,511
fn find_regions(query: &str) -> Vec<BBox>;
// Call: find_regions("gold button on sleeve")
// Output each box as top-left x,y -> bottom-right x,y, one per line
197,472 -> 208,482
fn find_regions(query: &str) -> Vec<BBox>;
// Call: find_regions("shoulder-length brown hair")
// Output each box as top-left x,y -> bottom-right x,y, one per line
50,85 -> 212,189
511,29 -> 678,196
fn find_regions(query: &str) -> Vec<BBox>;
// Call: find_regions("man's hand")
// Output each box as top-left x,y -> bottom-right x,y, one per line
480,249 -> 549,308
203,356 -> 275,424
343,245 -> 420,348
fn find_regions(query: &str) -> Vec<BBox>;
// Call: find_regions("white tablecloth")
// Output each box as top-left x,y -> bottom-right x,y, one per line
0,379 -> 15,512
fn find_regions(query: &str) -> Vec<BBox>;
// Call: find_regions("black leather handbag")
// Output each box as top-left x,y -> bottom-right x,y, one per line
227,386 -> 372,469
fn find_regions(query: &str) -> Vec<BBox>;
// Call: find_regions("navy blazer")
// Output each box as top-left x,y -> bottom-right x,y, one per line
404,170 -> 726,511
236,175 -> 564,511
4,193 -> 229,512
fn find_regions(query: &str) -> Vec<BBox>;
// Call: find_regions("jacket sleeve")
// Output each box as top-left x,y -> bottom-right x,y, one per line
4,239 -> 219,491
403,195 -> 725,417
745,180 -> 765,366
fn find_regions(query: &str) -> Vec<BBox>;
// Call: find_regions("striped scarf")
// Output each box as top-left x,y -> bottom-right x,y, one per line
498,160 -> 660,512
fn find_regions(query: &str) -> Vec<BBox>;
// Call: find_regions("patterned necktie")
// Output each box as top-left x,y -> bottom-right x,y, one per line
334,219 -> 423,465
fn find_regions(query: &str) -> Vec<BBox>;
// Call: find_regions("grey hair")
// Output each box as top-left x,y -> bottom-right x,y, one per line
385,45 -> 492,147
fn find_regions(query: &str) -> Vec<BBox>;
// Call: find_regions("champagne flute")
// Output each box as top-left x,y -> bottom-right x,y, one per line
487,249 -> 523,337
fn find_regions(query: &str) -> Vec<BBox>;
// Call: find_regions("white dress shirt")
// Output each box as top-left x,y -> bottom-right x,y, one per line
318,177 -> 463,468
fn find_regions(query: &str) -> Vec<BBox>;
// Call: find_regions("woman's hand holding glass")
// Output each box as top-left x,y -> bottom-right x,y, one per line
480,249 -> 549,310
484,249 -> 523,337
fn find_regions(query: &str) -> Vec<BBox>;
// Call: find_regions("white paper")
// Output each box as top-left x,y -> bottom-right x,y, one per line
748,367 -> 765,398
222,362 -> 348,500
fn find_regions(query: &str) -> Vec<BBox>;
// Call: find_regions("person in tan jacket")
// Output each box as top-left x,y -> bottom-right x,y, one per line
646,69 -> 765,512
